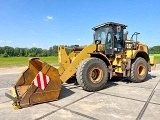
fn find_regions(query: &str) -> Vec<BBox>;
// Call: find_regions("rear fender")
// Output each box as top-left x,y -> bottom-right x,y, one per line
149,55 -> 156,70
131,51 -> 153,71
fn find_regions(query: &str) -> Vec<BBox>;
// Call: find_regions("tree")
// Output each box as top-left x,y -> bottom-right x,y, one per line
0,47 -> 4,54
0,44 -> 83,57
41,49 -> 48,57
149,46 -> 160,54
48,45 -> 58,56
2,51 -> 8,57
3,46 -> 14,56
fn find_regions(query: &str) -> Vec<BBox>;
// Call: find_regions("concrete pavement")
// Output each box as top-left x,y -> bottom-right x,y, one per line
0,65 -> 160,120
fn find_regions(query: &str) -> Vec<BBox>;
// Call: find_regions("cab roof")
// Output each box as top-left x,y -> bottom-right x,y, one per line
92,22 -> 127,31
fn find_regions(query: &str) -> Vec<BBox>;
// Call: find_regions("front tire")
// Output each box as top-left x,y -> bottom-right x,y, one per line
129,57 -> 148,82
76,58 -> 108,92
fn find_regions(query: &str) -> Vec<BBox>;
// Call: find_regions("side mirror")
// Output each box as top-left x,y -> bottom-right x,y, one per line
95,40 -> 101,52
95,40 -> 101,45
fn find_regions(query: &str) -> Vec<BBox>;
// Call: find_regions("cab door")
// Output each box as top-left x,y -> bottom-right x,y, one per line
105,28 -> 114,55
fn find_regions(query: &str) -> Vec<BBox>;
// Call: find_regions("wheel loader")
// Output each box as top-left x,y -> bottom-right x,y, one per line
5,22 -> 156,109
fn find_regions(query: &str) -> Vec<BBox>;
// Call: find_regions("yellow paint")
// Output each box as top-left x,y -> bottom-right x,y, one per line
58,46 -> 70,74
10,39 -> 153,109
149,55 -> 156,70
149,56 -> 155,65
60,44 -> 96,82
10,58 -> 61,109
89,67 -> 103,83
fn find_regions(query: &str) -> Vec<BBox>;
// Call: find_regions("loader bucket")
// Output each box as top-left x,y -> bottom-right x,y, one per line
5,58 -> 61,109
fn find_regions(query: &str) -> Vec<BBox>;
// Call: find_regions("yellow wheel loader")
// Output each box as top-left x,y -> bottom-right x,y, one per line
5,22 -> 156,109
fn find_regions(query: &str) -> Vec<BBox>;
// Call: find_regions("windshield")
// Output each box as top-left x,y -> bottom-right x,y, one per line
94,27 -> 109,44
94,27 -> 113,49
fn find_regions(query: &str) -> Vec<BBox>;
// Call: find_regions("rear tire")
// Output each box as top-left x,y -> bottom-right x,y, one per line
129,57 -> 148,82
76,58 -> 108,92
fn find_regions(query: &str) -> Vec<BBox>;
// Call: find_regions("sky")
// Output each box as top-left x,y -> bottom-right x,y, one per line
0,0 -> 160,49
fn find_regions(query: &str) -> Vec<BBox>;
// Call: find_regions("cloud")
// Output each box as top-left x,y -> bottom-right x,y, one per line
0,40 -> 12,43
47,16 -> 54,20
43,16 -> 54,21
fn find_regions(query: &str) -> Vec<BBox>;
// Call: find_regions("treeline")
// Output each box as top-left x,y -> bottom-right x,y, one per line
0,45 -> 159,57
149,46 -> 160,54
0,45 -> 72,57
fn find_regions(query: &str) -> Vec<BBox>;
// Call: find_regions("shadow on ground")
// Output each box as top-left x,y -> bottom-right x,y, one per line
58,85 -> 75,100
103,73 -> 157,89
56,73 -> 157,99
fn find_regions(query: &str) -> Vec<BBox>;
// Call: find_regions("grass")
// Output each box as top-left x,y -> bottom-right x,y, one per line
154,54 -> 160,57
0,55 -> 160,68
155,56 -> 160,64
150,54 -> 160,64
0,56 -> 58,67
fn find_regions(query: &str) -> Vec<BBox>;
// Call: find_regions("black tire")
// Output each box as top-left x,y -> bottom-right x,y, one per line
129,57 -> 148,83
76,57 -> 108,92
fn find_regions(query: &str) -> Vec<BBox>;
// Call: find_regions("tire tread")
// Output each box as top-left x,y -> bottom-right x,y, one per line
76,58 -> 108,91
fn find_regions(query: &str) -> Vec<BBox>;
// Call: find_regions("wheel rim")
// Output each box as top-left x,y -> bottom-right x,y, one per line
89,67 -> 103,83
137,64 -> 146,77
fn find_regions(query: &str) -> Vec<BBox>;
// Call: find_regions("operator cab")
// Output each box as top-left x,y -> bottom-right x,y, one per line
93,22 -> 127,55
